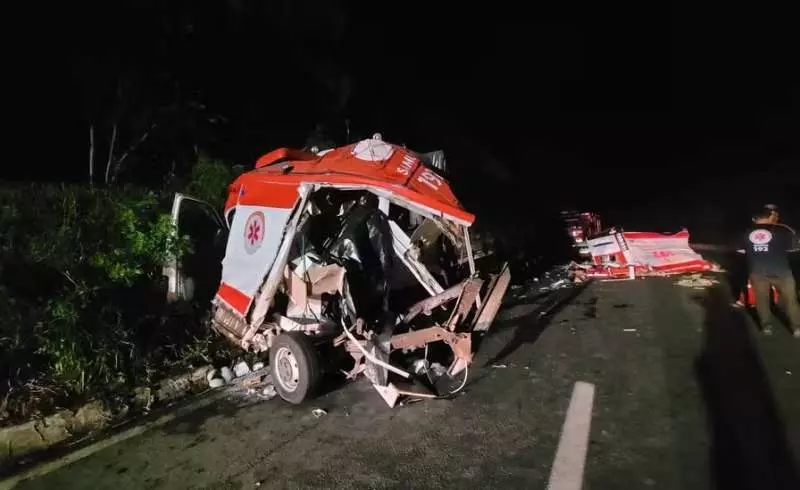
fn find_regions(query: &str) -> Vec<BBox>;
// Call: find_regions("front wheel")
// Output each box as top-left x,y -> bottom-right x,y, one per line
269,332 -> 321,404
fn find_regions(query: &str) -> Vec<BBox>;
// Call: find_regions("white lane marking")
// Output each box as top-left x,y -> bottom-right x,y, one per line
547,381 -> 596,490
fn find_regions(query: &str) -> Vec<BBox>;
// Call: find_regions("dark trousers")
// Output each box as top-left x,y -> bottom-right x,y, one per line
750,273 -> 800,329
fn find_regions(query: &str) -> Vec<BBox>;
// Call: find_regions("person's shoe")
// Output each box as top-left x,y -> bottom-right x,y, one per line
762,324 -> 774,336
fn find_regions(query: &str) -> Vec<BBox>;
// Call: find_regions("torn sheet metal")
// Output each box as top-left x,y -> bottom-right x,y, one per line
403,280 -> 467,323
388,220 -> 445,295
283,256 -> 346,321
473,263 -> 511,332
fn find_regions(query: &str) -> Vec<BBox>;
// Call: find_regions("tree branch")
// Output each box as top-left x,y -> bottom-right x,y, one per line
104,123 -> 118,185
110,122 -> 157,184
88,125 -> 95,186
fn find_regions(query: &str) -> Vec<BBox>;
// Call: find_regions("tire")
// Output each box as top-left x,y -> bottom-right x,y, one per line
269,332 -> 321,404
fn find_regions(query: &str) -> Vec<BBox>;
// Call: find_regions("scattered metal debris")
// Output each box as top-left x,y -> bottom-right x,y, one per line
411,359 -> 429,375
312,408 -> 328,418
429,363 -> 447,378
531,262 -> 593,295
623,328 -> 637,333
399,397 -> 426,407
241,376 -> 263,389
491,364 -> 508,369
261,385 -> 277,399
674,274 -> 719,289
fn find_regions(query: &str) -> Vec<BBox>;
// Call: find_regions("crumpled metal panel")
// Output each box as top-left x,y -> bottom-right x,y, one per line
419,150 -> 446,173
324,195 -> 394,331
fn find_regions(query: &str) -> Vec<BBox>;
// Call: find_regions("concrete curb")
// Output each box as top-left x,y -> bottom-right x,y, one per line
0,365 -> 213,469
0,368 -> 273,489
0,389 -> 228,490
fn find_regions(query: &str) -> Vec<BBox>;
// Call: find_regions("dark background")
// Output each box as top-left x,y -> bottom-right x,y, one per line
7,0 -> 799,240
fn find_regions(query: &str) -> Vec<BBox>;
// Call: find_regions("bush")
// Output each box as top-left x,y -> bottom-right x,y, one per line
185,153 -> 234,208
0,184 -> 232,424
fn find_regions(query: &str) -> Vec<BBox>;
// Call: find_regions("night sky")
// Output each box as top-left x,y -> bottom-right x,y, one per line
9,1 -> 799,233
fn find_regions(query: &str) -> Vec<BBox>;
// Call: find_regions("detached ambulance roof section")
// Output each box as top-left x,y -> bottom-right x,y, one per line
233,138 -> 474,225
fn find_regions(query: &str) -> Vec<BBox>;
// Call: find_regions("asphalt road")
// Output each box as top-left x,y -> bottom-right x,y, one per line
12,278 -> 800,490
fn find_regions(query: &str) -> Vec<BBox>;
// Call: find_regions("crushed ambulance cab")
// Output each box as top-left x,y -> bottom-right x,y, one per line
165,137 -> 510,406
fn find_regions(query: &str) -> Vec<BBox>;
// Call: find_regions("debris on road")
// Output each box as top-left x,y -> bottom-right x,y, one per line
233,361 -> 251,378
623,328 -> 637,333
217,367 -> 276,402
312,408 -> 328,418
208,378 -> 225,389
674,274 -> 719,289
262,385 -> 277,399
220,367 -> 234,383
230,366 -> 271,387
241,376 -> 264,389
491,364 -> 508,369
530,262 -> 593,295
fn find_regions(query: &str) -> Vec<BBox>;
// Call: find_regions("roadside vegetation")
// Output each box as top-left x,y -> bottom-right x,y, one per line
0,158 -> 235,426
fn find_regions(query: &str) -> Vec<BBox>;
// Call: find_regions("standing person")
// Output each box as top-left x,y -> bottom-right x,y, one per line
742,206 -> 800,337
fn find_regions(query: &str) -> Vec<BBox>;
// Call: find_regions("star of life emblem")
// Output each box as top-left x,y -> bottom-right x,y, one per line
244,211 -> 265,254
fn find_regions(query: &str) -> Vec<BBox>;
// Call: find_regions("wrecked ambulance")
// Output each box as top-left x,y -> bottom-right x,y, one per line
164,137 -> 510,406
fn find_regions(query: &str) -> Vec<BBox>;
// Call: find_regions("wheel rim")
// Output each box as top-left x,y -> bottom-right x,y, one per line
275,346 -> 300,392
